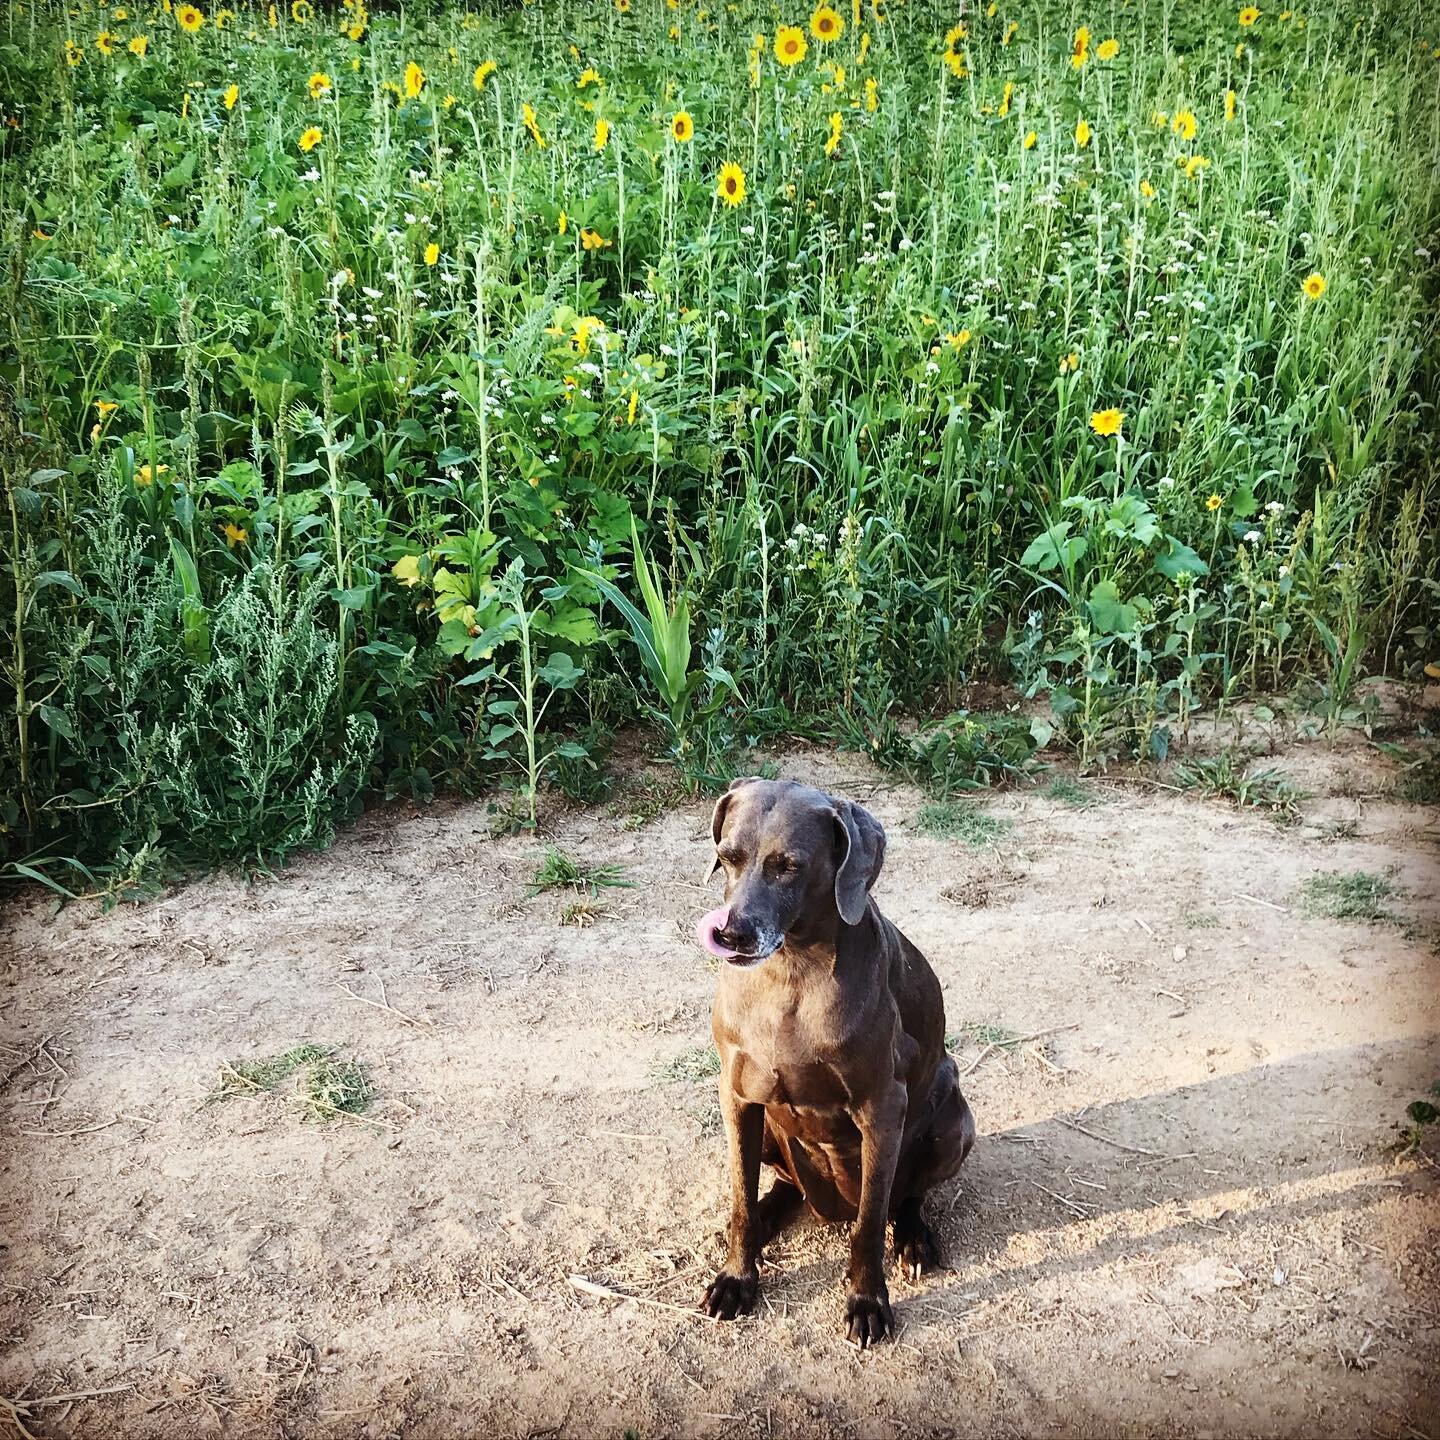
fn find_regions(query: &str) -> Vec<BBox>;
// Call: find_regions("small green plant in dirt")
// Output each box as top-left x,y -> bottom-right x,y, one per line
1392,1085 -> 1440,1153
1378,741 -> 1440,805
1181,910 -> 1222,929
1045,777 -> 1103,809
1174,751 -> 1305,822
210,1044 -> 371,1123
527,847 -> 632,897
862,709 -> 1043,797
916,803 -> 1012,848
1300,871 -> 1402,924
653,1044 -> 721,1083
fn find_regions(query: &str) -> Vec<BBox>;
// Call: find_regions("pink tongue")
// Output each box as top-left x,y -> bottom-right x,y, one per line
696,905 -> 739,958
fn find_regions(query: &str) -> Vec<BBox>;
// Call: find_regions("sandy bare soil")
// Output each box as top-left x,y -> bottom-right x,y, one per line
2,724 -> 1438,1439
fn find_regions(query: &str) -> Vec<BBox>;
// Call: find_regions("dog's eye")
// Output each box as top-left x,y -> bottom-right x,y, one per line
770,854 -> 801,876
718,849 -> 744,868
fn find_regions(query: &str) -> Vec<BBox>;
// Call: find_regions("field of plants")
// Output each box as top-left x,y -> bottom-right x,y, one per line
1,0 -> 1437,887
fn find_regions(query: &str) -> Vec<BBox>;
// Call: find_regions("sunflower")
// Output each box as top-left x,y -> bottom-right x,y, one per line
424,242 -> 439,265
1301,272 -> 1327,300
593,116 -> 609,151
308,70 -> 332,98
96,29 -> 117,53
64,37 -> 84,64
577,66 -> 602,88
944,21 -> 966,47
671,109 -> 694,142
615,0 -> 631,11
1058,351 -> 1079,374
943,329 -> 971,351
291,0 -> 312,20
998,80 -> 1012,117
214,7 -> 233,24
810,3 -> 842,41
864,76 -> 878,111
715,160 -> 746,207
775,24 -> 807,66
96,400 -> 119,417
297,124 -> 323,152
1238,5 -> 1259,23
1140,178 -> 1155,198
823,109 -> 842,156
579,228 -> 611,251
942,47 -> 966,78
346,20 -> 364,39
222,522 -> 249,548
1075,117 -> 1091,147
522,100 -> 545,147
1002,19 -> 1018,44
1172,109 -> 1197,141
1205,493 -> 1223,511
1096,37 -> 1118,60
1071,24 -> 1089,67
175,3 -> 203,32
223,81 -> 239,108
473,59 -> 497,89
1023,128 -> 1037,149
557,210 -> 568,235
404,60 -> 425,98
1225,88 -> 1237,121
1089,408 -> 1123,438
128,33 -> 148,53
1184,154 -> 1210,178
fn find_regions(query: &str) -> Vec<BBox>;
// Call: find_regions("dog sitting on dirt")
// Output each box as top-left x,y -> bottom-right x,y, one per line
694,777 -> 976,1346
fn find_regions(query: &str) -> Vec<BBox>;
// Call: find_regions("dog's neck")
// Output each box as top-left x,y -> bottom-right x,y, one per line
777,904 -> 873,975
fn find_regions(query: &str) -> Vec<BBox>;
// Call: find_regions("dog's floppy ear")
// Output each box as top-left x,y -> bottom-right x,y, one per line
832,799 -> 886,925
705,776 -> 763,880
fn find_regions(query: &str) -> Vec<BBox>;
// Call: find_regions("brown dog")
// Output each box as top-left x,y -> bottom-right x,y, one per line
694,777 -> 976,1345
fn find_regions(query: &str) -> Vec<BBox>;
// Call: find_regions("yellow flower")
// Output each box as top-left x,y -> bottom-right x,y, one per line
291,0 -> 312,20
997,80 -> 1013,118
347,20 -> 365,39
557,209 -> 568,234
114,5 -> 128,16
424,242 -> 439,265
580,227 -> 611,251
1075,117 -> 1091,147
572,315 -> 604,353
671,109 -> 694,142
577,66 -> 602,88
442,93 -> 457,109
96,400 -> 119,417
943,48 -> 967,78
944,329 -> 971,350
404,61 -> 425,99
944,22 -> 966,47
1140,178 -> 1155,198
267,2 -> 277,26
1089,408 -> 1123,438
223,81 -> 239,109
1096,37 -> 1118,60
716,159 -> 746,207
135,463 -> 169,485
1238,6 -> 1259,24
864,76 -> 878,111
1184,154 -> 1210,178
627,388 -> 639,425
614,0 -> 630,11
297,125 -> 322,152
1023,129 -> 1037,149
1172,109 -> 1197,141
96,29 -> 117,54
128,33 -> 148,53
65,38 -> 84,65
858,29 -> 870,61
810,3 -> 842,41
1071,24 -> 1089,66
670,23 -> 680,39
823,110 -> 842,156
222,522 -> 249,547
1301,272 -> 1327,300
593,117 -> 610,151
1058,352 -> 1079,374
1003,20 -> 1018,44
308,70 -> 331,98
775,24 -> 807,65
522,100 -> 545,147
1225,88 -> 1237,121
175,3 -> 203,31
215,7 -> 233,25
1206,493 -> 1223,511
473,59 -> 497,89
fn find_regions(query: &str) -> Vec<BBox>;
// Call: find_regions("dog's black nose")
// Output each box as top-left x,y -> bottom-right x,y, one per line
715,920 -> 757,953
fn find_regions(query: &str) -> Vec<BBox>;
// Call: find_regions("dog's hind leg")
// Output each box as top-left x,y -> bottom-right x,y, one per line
890,1056 -> 976,1277
754,1178 -> 804,1248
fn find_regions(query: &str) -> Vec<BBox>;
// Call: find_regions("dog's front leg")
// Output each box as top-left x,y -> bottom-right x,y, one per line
700,1091 -> 764,1320
846,1085 -> 906,1347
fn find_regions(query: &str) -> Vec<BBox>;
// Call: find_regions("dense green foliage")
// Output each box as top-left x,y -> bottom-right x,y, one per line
2,0 -> 1437,888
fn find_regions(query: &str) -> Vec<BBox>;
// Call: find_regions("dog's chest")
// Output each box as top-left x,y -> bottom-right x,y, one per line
725,1005 -> 854,1113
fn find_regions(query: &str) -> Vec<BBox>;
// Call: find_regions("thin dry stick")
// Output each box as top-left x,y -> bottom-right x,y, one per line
1235,891 -> 1288,913
0,1397 -> 37,1440
1056,1116 -> 1161,1157
959,1022 -> 1079,1076
334,981 -> 434,1029
19,1117 -> 121,1139
11,1385 -> 132,1408
568,1274 -> 719,1324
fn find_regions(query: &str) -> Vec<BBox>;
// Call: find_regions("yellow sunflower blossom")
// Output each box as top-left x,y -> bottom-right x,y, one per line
297,124 -> 323,151
291,0 -> 312,20
627,388 -> 639,425
65,38 -> 84,64
1002,19 -> 1018,44
1071,25 -> 1089,67
811,3 -> 842,41
1301,272 -> 1327,299
222,522 -> 249,548
775,24 -> 807,65
128,33 -> 148,53
864,76 -> 878,111
1023,129 -> 1037,149
1096,37 -> 1118,60
1075,117 -> 1091,147
175,3 -> 203,31
1238,6 -> 1259,24
96,29 -> 117,54
424,242 -> 439,265
579,227 -> 611,251
716,159 -> 746,207
223,81 -> 239,109
215,7 -> 234,25
403,60 -> 425,99
1140,178 -> 1155,198
823,110 -> 842,156
473,60 -> 497,89
671,109 -> 694,142
308,70 -> 331,98
998,80 -> 1013,118
1225,88 -> 1237,121
577,66 -> 602,88
1172,109 -> 1197,141
593,116 -> 610,151
572,315 -> 605,353
522,100 -> 545,147
1090,408 -> 1124,438
1184,153 -> 1210,178
557,210 -> 568,235
1206,493 -> 1223,511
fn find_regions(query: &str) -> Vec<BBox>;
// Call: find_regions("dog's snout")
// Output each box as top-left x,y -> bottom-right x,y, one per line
715,919 -> 757,952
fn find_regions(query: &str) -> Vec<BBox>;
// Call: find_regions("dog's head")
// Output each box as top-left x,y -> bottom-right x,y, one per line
700,778 -> 886,966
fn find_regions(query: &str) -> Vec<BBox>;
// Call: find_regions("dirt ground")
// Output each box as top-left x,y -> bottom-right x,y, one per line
2,717 -> 1438,1439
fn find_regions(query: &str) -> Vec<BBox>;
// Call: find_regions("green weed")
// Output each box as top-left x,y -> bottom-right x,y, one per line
527,847 -> 632,897
1300,871 -> 1402,924
1175,752 -> 1305,822
211,1044 -> 372,1123
916,803 -> 1012,848
653,1044 -> 722,1084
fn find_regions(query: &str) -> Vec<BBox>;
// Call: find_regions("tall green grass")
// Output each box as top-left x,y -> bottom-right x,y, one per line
1,0 -> 1436,881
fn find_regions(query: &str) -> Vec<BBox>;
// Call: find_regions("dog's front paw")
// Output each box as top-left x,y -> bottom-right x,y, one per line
701,1269 -> 757,1320
844,1286 -> 894,1348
